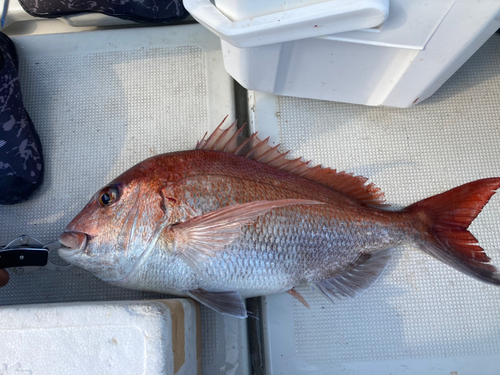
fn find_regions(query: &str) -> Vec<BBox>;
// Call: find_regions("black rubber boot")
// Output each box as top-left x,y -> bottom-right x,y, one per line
0,32 -> 44,205
18,0 -> 189,24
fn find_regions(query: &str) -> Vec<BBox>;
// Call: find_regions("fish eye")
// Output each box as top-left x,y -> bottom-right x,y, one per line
98,186 -> 119,207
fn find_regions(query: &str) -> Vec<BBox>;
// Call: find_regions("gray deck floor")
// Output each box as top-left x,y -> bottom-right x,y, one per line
257,32 -> 500,375
0,24 -> 248,375
1,21 -> 500,375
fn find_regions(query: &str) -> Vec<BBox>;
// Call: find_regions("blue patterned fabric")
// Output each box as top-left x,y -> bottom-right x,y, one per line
18,0 -> 188,24
0,32 -> 44,205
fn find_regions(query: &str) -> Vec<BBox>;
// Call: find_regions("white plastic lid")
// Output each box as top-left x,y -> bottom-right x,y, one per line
206,0 -> 459,50
319,0 -> 458,49
185,0 -> 389,48
215,0 -> 331,21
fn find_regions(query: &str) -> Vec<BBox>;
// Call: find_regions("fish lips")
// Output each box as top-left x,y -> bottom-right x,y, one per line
58,231 -> 88,260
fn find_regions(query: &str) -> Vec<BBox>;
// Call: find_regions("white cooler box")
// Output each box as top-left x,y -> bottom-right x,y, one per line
0,299 -> 201,375
185,0 -> 500,107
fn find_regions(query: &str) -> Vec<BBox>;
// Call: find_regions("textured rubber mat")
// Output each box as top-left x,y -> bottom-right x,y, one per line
260,33 -> 500,374
0,25 -> 246,375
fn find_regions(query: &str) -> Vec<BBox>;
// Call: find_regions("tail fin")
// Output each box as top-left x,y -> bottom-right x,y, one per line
406,178 -> 500,285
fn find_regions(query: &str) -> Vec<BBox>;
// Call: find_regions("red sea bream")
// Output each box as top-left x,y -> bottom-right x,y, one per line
58,120 -> 500,318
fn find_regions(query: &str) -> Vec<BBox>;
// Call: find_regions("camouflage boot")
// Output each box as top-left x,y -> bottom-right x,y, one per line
0,32 -> 44,205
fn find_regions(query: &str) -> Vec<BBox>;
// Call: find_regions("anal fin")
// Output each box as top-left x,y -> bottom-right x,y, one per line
313,249 -> 392,302
287,288 -> 310,309
186,290 -> 248,318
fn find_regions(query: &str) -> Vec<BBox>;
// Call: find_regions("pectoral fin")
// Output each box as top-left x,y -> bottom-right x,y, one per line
186,290 -> 248,318
171,199 -> 321,275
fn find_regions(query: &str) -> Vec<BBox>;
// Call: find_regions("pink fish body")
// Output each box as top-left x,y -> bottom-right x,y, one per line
59,120 -> 500,318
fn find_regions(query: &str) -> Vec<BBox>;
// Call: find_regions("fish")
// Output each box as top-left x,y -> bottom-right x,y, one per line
58,119 -> 500,318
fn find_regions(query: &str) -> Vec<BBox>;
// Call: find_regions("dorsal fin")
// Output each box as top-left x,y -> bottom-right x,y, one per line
196,118 -> 386,207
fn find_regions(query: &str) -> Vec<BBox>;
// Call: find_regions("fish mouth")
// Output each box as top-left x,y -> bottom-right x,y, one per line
58,231 -> 88,259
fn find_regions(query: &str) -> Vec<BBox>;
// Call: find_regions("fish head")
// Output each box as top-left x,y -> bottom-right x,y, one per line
58,160 -> 169,282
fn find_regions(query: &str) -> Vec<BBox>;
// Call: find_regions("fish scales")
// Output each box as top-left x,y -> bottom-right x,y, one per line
58,121 -> 500,318
165,174 -> 408,292
84,150 -> 413,294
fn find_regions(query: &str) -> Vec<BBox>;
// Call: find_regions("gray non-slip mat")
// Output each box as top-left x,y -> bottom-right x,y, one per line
262,33 -> 500,374
0,25 -> 246,375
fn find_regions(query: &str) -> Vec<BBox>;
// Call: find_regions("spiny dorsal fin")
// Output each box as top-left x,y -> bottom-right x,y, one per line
196,118 -> 386,207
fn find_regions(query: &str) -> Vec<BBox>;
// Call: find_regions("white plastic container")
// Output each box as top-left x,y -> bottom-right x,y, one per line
185,0 -> 500,107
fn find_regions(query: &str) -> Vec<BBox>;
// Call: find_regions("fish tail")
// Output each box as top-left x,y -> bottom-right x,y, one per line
406,178 -> 500,285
